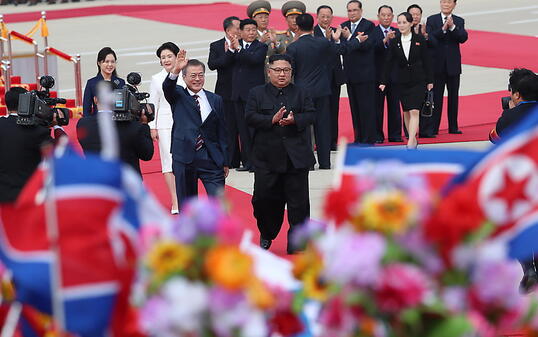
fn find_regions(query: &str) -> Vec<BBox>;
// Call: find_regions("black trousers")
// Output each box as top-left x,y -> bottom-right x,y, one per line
252,164 -> 310,250
329,83 -> 342,148
313,95 -> 331,168
432,72 -> 461,134
234,99 -> 253,169
375,82 -> 402,141
346,81 -> 376,144
172,147 -> 225,211
223,98 -> 240,168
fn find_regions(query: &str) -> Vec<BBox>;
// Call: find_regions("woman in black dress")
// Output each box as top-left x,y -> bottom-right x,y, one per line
379,12 -> 433,149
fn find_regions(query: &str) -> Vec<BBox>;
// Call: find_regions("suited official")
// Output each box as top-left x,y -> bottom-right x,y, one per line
245,54 -> 315,254
230,19 -> 268,172
426,0 -> 468,135
275,1 -> 306,52
208,16 -> 241,168
0,87 -> 65,203
340,0 -> 377,144
77,81 -> 154,176
372,5 -> 402,143
314,5 -> 346,150
287,13 -> 344,169
247,1 -> 284,69
163,53 -> 229,208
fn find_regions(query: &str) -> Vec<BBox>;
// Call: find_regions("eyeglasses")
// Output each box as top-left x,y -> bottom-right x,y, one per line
269,67 -> 292,74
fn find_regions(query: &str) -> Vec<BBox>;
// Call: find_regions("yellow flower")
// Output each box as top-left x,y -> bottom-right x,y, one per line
303,270 -> 329,302
246,277 -> 276,309
205,245 -> 253,291
292,246 -> 323,280
146,240 -> 194,277
352,191 -> 414,234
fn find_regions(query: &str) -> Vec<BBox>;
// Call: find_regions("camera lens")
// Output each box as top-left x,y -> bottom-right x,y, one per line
39,75 -> 55,89
127,72 -> 142,86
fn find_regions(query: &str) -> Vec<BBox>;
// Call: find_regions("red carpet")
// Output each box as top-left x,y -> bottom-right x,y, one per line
3,3 -> 537,71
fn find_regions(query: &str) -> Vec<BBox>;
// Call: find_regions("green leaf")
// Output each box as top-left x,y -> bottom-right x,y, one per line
466,221 -> 495,243
426,315 -> 473,337
292,290 -> 306,313
440,269 -> 468,286
400,308 -> 421,326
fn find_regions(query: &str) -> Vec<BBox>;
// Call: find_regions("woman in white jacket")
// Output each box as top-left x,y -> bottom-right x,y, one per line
149,42 -> 186,214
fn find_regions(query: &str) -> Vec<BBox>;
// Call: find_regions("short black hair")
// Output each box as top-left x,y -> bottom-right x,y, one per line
223,16 -> 240,31
268,53 -> 293,66
347,0 -> 362,9
156,42 -> 179,58
5,87 -> 28,112
316,5 -> 333,14
397,12 -> 413,24
296,13 -> 314,32
182,59 -> 206,76
509,68 -> 536,92
240,18 -> 257,30
516,75 -> 538,101
378,5 -> 393,14
407,4 -> 423,13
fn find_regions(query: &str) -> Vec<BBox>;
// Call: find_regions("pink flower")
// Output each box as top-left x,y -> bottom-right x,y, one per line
216,216 -> 244,245
375,263 -> 429,313
471,260 -> 522,310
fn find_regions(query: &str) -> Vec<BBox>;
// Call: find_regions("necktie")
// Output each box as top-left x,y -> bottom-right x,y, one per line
384,29 -> 389,37
245,43 -> 250,49
351,22 -> 357,34
193,94 -> 204,151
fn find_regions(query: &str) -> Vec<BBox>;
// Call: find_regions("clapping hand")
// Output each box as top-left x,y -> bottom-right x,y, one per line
332,26 -> 342,41
279,111 -> 295,126
356,31 -> 368,42
272,106 -> 286,124
172,49 -> 188,75
446,16 -> 455,29
378,84 -> 386,92
341,26 -> 351,39
260,31 -> 271,43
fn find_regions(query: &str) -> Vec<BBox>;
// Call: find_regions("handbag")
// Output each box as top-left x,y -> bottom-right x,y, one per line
420,90 -> 434,117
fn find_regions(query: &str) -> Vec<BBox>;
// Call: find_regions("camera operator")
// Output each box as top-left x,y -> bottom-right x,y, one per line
76,81 -> 154,176
0,87 -> 66,203
490,68 -> 538,143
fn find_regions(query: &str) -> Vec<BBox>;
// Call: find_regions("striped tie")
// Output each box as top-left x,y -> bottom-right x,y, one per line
193,94 -> 204,151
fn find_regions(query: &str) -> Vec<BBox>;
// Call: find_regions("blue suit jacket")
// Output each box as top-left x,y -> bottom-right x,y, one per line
162,75 -> 229,168
82,73 -> 125,116
426,13 -> 468,76
340,18 -> 376,84
231,39 -> 268,101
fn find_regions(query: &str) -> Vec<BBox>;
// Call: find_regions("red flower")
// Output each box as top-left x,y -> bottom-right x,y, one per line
271,310 -> 304,336
424,186 -> 484,261
375,263 -> 429,313
324,175 -> 359,225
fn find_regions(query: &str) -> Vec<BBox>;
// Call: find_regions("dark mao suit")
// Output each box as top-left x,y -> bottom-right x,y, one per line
426,13 -> 468,134
245,83 -> 315,253
163,75 -> 229,208
341,18 -> 377,144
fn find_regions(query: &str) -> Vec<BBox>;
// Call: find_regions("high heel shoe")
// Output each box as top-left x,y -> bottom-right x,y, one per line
171,209 -> 179,215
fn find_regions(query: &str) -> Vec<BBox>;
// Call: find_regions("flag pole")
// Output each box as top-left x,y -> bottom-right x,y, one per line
42,140 -> 66,331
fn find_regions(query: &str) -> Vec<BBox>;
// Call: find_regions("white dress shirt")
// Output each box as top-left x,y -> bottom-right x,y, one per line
186,88 -> 211,123
401,33 -> 412,60
149,68 -> 185,129
442,13 -> 456,32
348,17 -> 363,41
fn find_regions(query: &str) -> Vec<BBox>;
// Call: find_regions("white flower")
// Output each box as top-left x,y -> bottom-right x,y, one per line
162,278 -> 209,332
240,310 -> 268,337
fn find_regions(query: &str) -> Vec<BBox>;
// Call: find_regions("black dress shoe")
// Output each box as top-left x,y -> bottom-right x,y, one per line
449,130 -> 463,134
520,268 -> 538,294
235,166 -> 250,172
419,134 -> 436,138
388,138 -> 403,142
375,139 -> 384,144
319,165 -> 331,170
260,238 -> 272,250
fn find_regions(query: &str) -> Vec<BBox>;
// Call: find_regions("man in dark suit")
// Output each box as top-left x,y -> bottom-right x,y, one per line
287,13 -> 343,169
230,18 -> 268,172
246,53 -> 315,254
314,5 -> 346,150
77,81 -> 154,176
426,0 -> 468,135
0,87 -> 65,203
163,52 -> 229,209
340,0 -> 377,144
208,16 -> 241,168
372,5 -> 402,143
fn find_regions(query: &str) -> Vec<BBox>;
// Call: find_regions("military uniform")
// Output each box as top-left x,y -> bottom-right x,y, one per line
275,1 -> 306,52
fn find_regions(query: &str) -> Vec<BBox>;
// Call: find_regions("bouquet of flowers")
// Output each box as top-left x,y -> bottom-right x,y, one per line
136,198 -> 306,337
292,161 -> 538,337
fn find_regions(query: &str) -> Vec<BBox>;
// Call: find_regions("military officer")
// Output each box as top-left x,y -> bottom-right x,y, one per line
275,0 -> 306,52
